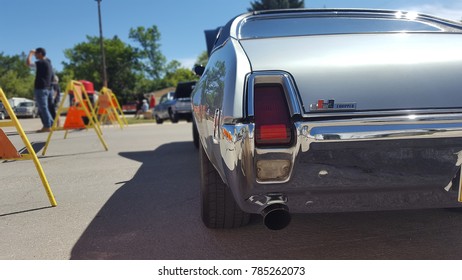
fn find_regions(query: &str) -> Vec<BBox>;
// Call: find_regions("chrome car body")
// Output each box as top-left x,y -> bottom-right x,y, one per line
191,9 -> 462,230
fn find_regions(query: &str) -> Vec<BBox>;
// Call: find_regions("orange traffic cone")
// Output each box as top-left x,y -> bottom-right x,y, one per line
0,129 -> 20,159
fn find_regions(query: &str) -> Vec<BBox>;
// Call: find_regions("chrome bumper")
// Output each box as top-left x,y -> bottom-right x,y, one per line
219,113 -> 462,213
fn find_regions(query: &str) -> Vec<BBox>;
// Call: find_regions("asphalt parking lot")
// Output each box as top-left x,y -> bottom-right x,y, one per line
1,117 -> 194,259
1,117 -> 462,260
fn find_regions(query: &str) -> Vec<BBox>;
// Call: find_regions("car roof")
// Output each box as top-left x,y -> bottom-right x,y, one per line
211,8 -> 462,53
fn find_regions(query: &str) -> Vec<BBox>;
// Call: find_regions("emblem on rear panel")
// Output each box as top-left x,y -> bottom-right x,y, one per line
310,99 -> 357,111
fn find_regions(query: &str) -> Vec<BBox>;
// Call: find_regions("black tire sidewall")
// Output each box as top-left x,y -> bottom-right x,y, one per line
199,143 -> 250,228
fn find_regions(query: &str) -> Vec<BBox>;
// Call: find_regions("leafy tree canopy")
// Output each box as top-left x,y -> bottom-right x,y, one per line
129,25 -> 166,80
195,51 -> 209,67
0,52 -> 34,98
248,0 -> 304,11
3,24 -> 206,102
63,35 -> 142,95
161,61 -> 198,89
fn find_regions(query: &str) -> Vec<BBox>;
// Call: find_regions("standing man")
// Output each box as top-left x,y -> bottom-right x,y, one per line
26,47 -> 53,132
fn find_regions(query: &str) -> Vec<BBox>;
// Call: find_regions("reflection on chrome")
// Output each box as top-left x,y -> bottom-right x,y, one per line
304,115 -> 462,142
406,11 -> 419,20
297,114 -> 462,153
217,113 -> 462,187
394,11 -> 418,20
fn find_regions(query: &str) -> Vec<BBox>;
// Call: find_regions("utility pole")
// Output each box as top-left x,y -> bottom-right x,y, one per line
95,0 -> 108,87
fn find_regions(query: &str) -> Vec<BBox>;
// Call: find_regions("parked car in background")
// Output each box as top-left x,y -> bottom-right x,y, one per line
191,9 -> 462,230
8,97 -> 32,110
14,101 -> 38,118
122,101 -> 137,114
153,81 -> 196,124
0,102 -> 8,120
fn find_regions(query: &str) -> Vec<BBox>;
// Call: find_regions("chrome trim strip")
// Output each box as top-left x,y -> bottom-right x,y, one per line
246,71 -> 302,118
298,113 -> 462,153
303,108 -> 462,119
307,122 -> 462,141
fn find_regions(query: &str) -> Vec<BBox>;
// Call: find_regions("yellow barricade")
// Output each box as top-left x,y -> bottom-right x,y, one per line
42,80 -> 108,155
459,172 -> 462,203
110,91 -> 129,126
94,87 -> 128,128
0,88 -> 57,206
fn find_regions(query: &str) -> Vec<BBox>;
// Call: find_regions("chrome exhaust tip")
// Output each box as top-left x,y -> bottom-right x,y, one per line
261,203 -> 291,230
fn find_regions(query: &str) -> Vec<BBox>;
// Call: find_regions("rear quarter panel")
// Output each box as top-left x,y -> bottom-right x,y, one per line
191,38 -> 251,182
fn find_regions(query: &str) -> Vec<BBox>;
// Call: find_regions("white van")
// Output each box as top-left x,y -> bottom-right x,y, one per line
8,97 -> 33,109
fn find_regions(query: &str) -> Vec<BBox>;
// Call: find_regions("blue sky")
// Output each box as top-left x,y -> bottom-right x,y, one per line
1,0 -> 461,71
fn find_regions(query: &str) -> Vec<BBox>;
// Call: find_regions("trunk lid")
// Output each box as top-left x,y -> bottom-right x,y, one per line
241,33 -> 462,114
174,81 -> 196,99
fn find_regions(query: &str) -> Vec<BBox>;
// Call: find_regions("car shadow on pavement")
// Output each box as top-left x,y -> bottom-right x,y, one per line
70,141 -> 205,259
70,141 -> 462,260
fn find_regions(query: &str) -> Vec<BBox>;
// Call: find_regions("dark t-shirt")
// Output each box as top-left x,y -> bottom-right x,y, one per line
34,59 -> 52,89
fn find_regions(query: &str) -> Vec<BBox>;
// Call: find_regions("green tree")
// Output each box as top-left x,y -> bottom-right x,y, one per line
129,25 -> 166,80
195,51 -> 209,67
248,0 -> 304,11
0,52 -> 34,98
164,60 -> 182,74
63,35 -> 142,96
132,76 -> 158,96
161,67 -> 197,88
201,60 -> 226,108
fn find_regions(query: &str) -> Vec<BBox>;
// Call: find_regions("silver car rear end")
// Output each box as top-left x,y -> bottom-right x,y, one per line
220,71 -> 462,215
193,9 -> 462,229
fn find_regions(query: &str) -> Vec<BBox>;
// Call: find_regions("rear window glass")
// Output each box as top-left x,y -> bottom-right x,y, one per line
239,17 -> 446,39
175,82 -> 196,99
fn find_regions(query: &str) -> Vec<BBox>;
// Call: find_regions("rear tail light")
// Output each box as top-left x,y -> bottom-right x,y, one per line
254,84 -> 293,147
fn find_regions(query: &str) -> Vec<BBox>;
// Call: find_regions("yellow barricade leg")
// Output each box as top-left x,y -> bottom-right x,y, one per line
81,100 -> 108,151
95,88 -> 126,129
18,126 -> 57,206
0,88 -> 57,206
459,169 -> 462,202
111,93 -> 129,126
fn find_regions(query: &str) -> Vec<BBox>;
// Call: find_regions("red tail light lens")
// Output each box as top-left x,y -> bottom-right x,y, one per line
254,84 -> 292,146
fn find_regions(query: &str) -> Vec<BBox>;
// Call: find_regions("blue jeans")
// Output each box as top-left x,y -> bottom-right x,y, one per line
34,88 -> 53,128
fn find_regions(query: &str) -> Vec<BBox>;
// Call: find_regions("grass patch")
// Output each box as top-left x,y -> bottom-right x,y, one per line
125,117 -> 157,125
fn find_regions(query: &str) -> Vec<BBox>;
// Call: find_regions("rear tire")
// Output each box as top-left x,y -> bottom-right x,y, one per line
192,119 -> 199,149
199,143 -> 250,228
169,109 -> 178,123
155,114 -> 163,124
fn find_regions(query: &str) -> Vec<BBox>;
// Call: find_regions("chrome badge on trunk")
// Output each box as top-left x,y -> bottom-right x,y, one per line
310,99 -> 357,111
